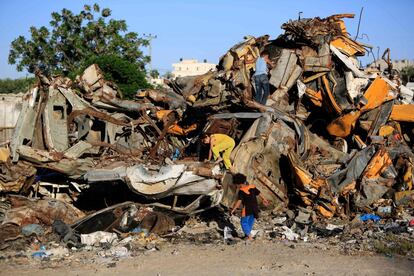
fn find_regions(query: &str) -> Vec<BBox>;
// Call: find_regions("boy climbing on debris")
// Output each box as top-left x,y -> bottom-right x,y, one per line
202,133 -> 235,171
253,50 -> 273,105
230,173 -> 269,240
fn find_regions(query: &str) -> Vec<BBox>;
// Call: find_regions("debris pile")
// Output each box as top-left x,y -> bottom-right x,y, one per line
0,13 -> 413,260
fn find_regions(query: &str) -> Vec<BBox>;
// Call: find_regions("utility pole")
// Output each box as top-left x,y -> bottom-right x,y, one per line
143,33 -> 157,77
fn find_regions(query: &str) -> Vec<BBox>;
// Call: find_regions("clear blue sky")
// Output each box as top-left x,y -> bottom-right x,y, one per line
0,0 -> 413,78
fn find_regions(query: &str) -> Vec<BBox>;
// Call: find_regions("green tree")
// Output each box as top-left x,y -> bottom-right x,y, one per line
0,77 -> 36,94
163,71 -> 173,79
8,4 -> 150,76
150,69 -> 160,79
75,55 -> 151,99
401,66 -> 414,84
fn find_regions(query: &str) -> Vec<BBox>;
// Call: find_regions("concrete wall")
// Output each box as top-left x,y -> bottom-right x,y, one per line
0,93 -> 23,143
172,59 -> 216,78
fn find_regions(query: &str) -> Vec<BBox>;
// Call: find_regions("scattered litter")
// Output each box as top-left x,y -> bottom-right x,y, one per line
278,226 -> 300,241
98,246 -> 129,258
360,214 -> 381,222
21,224 -> 44,237
80,231 -> 118,246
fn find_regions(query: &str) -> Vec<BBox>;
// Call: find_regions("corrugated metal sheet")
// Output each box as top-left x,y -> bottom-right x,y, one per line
0,94 -> 23,143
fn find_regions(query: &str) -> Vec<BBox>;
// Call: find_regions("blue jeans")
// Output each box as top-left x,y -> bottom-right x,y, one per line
254,74 -> 269,105
241,215 -> 255,237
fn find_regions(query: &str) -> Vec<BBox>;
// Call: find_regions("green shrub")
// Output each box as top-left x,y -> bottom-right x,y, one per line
72,55 -> 151,99
0,77 -> 36,94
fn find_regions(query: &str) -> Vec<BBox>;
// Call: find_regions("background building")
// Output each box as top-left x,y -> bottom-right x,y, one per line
148,77 -> 167,88
393,59 -> 414,71
366,59 -> 414,72
172,59 -> 216,78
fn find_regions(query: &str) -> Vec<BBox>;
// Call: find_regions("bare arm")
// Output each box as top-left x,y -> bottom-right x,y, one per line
214,156 -> 223,164
207,143 -> 213,161
259,194 -> 269,206
230,199 -> 242,215
264,56 -> 274,69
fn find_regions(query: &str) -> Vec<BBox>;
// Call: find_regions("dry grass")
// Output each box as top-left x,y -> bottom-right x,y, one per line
373,234 -> 414,256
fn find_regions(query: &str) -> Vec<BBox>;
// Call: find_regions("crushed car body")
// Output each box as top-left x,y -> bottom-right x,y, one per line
0,13 -> 413,226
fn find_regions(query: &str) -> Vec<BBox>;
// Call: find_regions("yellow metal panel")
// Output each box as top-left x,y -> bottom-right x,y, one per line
361,77 -> 391,111
327,111 -> 361,138
390,104 -> 414,122
156,110 -> 174,121
327,77 -> 394,138
378,125 -> 395,136
330,36 -> 366,56
363,147 -> 392,179
0,147 -> 10,163
305,88 -> 323,107
316,204 -> 335,218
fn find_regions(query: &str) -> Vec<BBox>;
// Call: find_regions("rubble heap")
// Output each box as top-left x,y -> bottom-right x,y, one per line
0,13 -> 413,253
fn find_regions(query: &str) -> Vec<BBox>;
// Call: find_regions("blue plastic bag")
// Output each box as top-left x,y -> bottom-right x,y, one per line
360,214 -> 381,222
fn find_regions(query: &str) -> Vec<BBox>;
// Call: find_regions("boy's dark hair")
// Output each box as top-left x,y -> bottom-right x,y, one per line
200,133 -> 208,139
233,173 -> 247,185
261,50 -> 269,57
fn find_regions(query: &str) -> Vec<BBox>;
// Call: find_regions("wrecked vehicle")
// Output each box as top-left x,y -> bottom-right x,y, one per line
0,13 -> 413,245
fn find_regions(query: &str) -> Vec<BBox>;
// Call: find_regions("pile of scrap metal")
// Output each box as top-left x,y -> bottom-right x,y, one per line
1,64 -> 226,215
0,13 -> 413,231
163,13 -> 414,219
0,195 -> 175,250
264,13 -> 414,219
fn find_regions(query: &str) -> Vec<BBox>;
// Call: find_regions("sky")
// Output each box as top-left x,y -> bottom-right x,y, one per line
0,0 -> 413,78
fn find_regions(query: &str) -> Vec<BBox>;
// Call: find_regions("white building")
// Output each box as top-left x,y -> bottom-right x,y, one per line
393,59 -> 414,71
149,77 -> 167,87
172,59 -> 216,78
406,82 -> 414,92
366,59 -> 414,72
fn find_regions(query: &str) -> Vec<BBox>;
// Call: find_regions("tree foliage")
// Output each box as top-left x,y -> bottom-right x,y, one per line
8,4 -> 150,76
0,78 -> 36,94
401,66 -> 414,84
74,55 -> 151,99
163,71 -> 173,79
150,69 -> 160,79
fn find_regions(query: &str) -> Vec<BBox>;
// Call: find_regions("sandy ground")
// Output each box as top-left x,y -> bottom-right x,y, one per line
1,240 -> 413,276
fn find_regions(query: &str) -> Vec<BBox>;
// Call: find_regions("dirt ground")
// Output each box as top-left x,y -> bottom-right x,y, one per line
1,240 -> 413,276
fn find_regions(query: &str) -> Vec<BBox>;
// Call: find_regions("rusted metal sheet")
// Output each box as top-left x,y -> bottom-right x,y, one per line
71,202 -> 174,235
10,88 -> 39,162
0,161 -> 36,193
2,195 -> 84,226
303,43 -> 331,72
43,87 -> 69,151
269,49 -> 298,88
